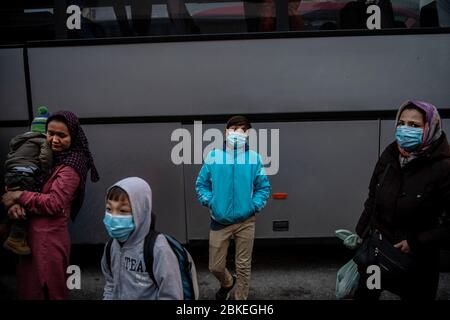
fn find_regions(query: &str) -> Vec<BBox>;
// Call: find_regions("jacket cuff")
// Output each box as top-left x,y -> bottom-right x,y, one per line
251,200 -> 260,213
17,191 -> 32,206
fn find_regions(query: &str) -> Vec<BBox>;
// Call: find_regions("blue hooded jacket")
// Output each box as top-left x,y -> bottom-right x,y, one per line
196,145 -> 271,225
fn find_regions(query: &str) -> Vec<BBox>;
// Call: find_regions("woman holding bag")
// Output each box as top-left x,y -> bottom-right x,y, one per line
355,100 -> 450,300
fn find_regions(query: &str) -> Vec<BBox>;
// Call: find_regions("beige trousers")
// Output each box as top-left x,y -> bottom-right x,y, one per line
208,215 -> 256,300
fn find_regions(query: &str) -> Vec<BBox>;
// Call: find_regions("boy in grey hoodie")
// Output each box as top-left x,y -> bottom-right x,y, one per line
101,177 -> 183,300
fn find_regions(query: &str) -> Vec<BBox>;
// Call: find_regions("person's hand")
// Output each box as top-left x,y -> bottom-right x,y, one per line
1,191 -> 23,209
7,204 -> 26,220
394,240 -> 411,253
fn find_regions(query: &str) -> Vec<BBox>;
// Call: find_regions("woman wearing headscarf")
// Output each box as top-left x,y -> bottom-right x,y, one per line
354,100 -> 450,300
2,111 -> 99,299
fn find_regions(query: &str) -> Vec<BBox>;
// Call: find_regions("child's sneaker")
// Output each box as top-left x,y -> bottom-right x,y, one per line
3,235 -> 31,255
215,275 -> 236,300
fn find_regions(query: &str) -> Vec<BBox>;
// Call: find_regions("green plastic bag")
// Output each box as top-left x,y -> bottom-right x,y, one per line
335,229 -> 353,241
335,229 -> 362,250
335,259 -> 360,299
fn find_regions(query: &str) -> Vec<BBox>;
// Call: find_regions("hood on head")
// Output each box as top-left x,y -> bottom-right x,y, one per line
106,177 -> 152,246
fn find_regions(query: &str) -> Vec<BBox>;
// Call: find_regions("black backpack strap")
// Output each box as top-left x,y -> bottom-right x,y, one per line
144,229 -> 160,288
105,238 -> 113,273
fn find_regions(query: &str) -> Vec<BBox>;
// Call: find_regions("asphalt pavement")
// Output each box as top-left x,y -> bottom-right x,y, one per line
1,242 -> 450,300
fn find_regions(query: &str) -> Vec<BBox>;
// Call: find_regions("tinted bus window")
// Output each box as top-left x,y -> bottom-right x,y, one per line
1,0 -> 449,44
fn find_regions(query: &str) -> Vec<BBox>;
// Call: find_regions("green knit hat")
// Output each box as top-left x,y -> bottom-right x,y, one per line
31,106 -> 49,134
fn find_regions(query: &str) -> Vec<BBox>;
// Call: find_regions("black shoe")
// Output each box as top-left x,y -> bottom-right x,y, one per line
215,275 -> 236,300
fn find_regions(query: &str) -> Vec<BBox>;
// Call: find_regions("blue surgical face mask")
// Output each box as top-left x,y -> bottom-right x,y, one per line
226,131 -> 247,149
395,125 -> 423,152
103,212 -> 135,242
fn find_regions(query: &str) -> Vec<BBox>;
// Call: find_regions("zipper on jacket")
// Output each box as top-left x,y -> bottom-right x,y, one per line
232,149 -> 235,220
118,245 -> 123,299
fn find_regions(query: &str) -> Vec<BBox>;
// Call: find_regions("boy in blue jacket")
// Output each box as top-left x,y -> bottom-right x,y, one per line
196,115 -> 271,300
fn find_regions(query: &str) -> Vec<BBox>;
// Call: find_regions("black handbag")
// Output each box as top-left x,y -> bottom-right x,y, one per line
353,164 -> 417,284
353,229 -> 417,282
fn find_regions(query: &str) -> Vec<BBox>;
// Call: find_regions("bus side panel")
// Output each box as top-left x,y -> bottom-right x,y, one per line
27,34 -> 450,117
444,121 -> 450,134
0,49 -> 29,121
380,120 -> 397,152
185,120 -> 379,240
69,123 -> 187,244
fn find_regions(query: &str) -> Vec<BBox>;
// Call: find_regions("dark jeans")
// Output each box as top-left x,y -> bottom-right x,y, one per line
4,170 -> 40,192
4,168 -> 40,240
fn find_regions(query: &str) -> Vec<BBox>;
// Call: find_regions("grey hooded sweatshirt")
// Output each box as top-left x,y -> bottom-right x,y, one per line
101,177 -> 183,300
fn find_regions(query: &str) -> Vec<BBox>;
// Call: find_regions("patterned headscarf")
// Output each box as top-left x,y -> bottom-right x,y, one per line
46,111 -> 100,220
395,100 -> 442,166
